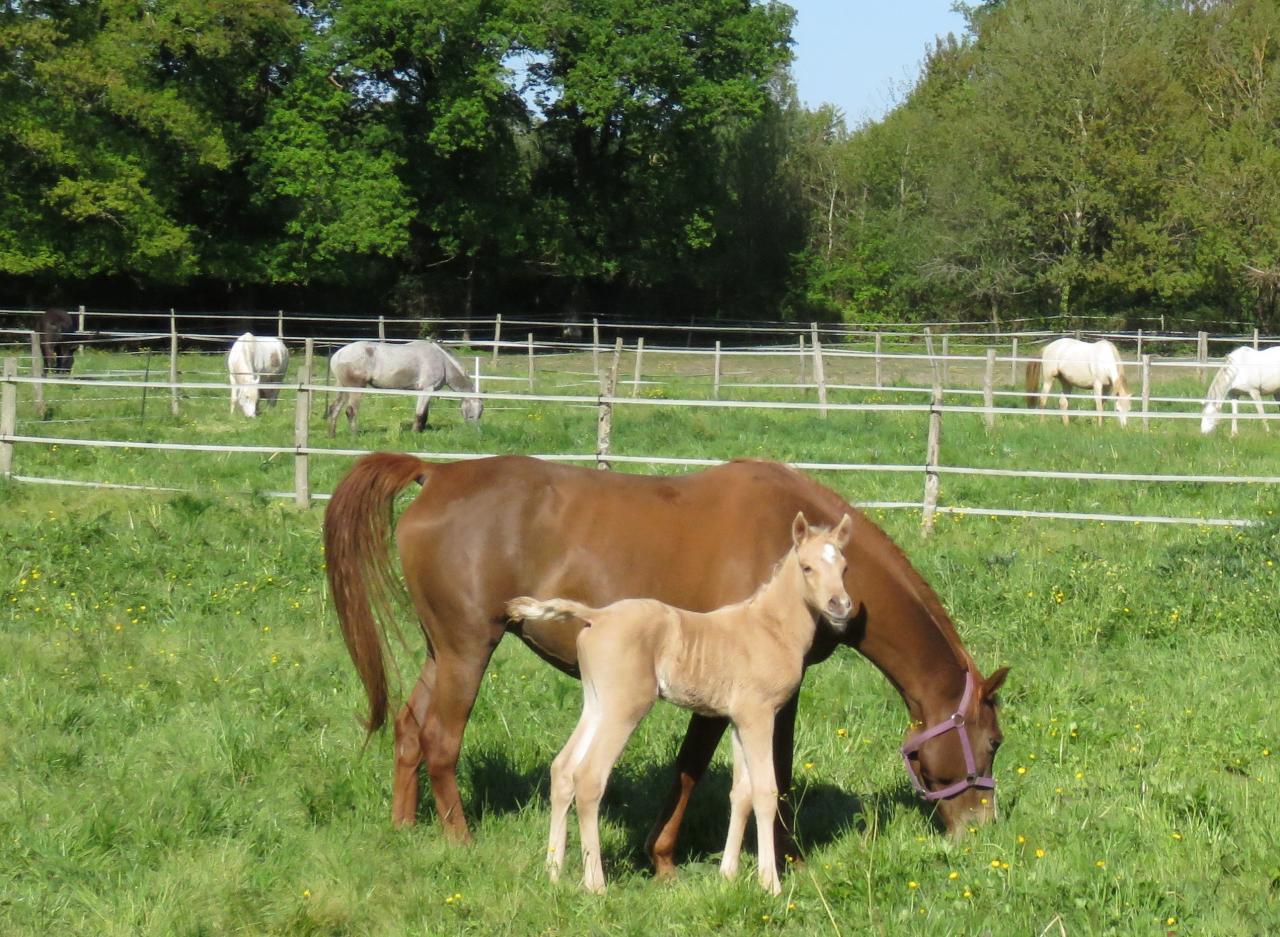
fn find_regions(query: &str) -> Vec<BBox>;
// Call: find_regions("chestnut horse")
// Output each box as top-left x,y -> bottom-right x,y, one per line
324,454 -> 1009,875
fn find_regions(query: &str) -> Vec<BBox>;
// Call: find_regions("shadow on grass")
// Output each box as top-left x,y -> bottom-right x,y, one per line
453,751 -> 950,873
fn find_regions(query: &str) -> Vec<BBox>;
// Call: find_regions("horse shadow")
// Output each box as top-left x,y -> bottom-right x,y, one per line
454,751 -> 943,871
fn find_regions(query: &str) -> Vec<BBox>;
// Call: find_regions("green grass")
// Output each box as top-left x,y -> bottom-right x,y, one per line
1,347 -> 1278,935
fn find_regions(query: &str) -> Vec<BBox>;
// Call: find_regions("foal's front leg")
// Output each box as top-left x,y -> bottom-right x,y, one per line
719,729 -> 753,880
735,714 -> 782,895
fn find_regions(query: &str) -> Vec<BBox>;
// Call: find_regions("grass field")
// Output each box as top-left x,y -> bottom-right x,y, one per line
2,344 -> 1278,935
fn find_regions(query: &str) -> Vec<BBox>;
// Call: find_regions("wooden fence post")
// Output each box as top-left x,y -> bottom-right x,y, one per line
874,332 -> 882,389
78,304 -> 86,333
596,338 -> 622,470
1254,328 -> 1260,350
29,331 -> 45,421
493,313 -> 502,363
277,309 -> 284,339
1136,328 -> 1143,359
294,338 -> 313,507
798,334 -> 807,386
1197,330 -> 1208,381
592,318 -> 600,377
378,315 -> 386,341
1,358 -> 16,477
473,357 -> 481,394
170,309 -> 179,417
631,337 -> 644,397
922,376 -> 943,535
810,322 -> 827,418
983,347 -> 996,429
1141,354 -> 1151,431
527,333 -> 535,392
923,326 -> 941,389
1010,336 -> 1019,385
940,334 -> 950,387
713,340 -> 722,399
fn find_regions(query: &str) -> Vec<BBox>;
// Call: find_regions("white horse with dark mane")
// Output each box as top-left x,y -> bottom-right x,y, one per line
227,332 -> 290,418
1200,345 -> 1280,435
1025,337 -> 1131,426
325,340 -> 483,436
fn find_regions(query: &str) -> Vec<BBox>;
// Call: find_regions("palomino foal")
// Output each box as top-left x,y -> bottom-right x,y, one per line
506,512 -> 853,895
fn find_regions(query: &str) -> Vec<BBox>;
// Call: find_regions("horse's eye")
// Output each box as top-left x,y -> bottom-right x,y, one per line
990,738 -> 1003,754
801,565 -> 813,575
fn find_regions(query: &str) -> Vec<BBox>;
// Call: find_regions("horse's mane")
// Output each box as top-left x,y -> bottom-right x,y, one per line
435,343 -> 475,392
784,462 -> 976,670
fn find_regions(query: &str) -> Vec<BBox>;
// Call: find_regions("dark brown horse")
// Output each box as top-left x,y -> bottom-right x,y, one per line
324,454 -> 1008,875
40,307 -> 80,375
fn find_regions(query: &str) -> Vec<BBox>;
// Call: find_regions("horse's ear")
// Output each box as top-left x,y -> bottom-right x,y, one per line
833,513 -> 853,549
791,511 -> 809,547
982,666 -> 1010,700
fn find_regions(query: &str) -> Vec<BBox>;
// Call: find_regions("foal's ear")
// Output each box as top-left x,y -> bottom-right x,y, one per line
833,513 -> 853,549
982,666 -> 1010,700
791,511 -> 810,547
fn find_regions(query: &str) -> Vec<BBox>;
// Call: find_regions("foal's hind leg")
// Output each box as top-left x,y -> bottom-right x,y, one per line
391,656 -> 437,827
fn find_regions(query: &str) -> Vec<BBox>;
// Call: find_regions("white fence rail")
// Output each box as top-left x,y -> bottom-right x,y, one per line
0,361 -> 1275,529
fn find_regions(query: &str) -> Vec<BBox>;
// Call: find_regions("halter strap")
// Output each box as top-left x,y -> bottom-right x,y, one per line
899,671 -> 996,802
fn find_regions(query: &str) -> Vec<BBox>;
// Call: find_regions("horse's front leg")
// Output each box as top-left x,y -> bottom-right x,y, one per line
1094,380 -> 1105,427
1249,388 -> 1268,432
413,392 -> 432,432
645,712 -> 729,878
1231,397 -> 1240,437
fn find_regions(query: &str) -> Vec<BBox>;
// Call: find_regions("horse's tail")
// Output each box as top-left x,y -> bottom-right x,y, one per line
1024,359 -> 1042,408
506,596 -> 596,627
324,451 -> 432,733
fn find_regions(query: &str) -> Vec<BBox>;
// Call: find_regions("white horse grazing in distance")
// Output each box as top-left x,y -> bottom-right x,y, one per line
1200,346 -> 1280,435
227,332 -> 290,418
1025,337 -> 1131,427
326,340 -> 483,436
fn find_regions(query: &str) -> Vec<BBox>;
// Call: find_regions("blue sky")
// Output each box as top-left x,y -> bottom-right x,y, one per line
788,2 -> 970,126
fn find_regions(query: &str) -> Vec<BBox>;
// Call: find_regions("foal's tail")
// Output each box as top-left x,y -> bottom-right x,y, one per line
506,596 -> 596,627
1024,359 -> 1043,408
324,452 -> 432,733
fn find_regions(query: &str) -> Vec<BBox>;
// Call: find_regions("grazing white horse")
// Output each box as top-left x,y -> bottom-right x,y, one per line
1026,337 -> 1131,426
325,340 -> 483,436
1200,346 -> 1280,435
227,332 -> 289,418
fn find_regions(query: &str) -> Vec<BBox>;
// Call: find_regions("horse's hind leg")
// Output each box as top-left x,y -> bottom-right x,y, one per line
420,642 -> 501,843
1057,378 -> 1071,426
325,391 -> 345,437
645,713 -> 729,879
391,656 -> 437,827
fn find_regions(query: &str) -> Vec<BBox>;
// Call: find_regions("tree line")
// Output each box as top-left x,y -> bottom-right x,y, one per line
3,0 -> 1278,330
